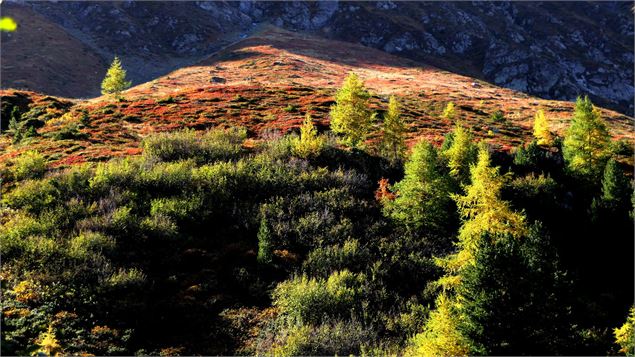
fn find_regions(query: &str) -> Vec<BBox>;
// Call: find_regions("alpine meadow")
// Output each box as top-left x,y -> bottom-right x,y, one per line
1,1 -> 634,356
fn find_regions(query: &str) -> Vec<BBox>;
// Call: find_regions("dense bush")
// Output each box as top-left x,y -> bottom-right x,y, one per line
142,127 -> 246,163
1,118 -> 632,356
10,150 -> 46,181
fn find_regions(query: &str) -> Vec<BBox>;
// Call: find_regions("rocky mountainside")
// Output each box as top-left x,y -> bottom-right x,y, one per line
2,1 -> 633,115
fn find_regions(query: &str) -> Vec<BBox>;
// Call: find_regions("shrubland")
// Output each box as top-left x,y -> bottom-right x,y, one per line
1,88 -> 633,356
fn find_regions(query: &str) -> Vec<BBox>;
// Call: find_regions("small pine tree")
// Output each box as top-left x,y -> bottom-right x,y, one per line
8,106 -> 23,143
443,124 -> 478,184
442,102 -> 456,120
533,109 -> 553,145
380,95 -> 406,164
563,96 -> 610,180
257,216 -> 273,265
101,56 -> 132,97
35,325 -> 62,356
601,158 -> 631,206
293,113 -> 325,158
329,73 -> 374,148
383,140 -> 454,234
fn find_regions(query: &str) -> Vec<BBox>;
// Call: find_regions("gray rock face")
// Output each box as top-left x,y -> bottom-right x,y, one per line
9,1 -> 634,115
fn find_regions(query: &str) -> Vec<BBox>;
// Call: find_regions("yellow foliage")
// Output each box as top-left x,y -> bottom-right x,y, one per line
614,306 -> 635,356
533,109 -> 553,145
380,95 -> 406,163
442,102 -> 456,119
293,113 -> 325,158
451,146 -> 527,270
405,293 -> 470,357
101,56 -> 132,97
445,124 -> 477,181
33,325 -> 63,356
329,72 -> 374,147
12,279 -> 40,303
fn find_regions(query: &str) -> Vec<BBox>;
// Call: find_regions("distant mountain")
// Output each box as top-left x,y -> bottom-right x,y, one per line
1,1 -> 633,115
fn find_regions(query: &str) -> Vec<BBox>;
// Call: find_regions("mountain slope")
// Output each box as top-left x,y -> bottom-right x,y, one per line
0,3 -> 105,98
1,27 -> 632,169
1,1 -> 633,115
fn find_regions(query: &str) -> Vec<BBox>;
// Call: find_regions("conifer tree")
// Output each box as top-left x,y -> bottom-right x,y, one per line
533,109 -> 553,145
441,145 -> 527,280
405,293 -> 471,357
614,306 -> 635,356
293,113 -> 325,158
8,106 -> 23,143
329,73 -> 374,148
380,96 -> 406,163
383,140 -> 454,234
442,102 -> 456,120
563,96 -> 610,180
457,227 -> 574,355
257,216 -> 273,265
601,158 -> 631,207
101,56 -> 132,97
443,124 -> 478,184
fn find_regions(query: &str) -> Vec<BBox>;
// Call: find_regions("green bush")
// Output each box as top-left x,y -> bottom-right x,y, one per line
11,150 -> 46,181
142,128 -> 246,163
69,231 -> 116,259
149,196 -> 202,222
303,239 -> 369,277
273,270 -> 365,325
107,268 -> 146,288
4,179 -> 58,214
268,318 -> 375,357
490,110 -> 505,122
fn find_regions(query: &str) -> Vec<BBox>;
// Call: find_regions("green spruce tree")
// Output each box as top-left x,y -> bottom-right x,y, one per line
257,216 -> 273,265
383,140 -> 454,234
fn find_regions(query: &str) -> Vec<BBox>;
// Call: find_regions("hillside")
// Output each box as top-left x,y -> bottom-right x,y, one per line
1,22 -> 634,357
2,1 -> 633,115
1,27 -> 633,169
0,3 -> 105,98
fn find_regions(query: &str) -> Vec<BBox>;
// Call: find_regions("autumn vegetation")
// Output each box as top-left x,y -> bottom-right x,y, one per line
1,71 -> 633,356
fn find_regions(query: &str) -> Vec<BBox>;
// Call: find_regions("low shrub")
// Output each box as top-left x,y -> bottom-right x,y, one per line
11,150 -> 46,181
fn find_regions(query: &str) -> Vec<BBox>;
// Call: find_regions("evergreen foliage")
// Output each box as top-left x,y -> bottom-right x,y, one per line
457,228 -> 574,355
257,216 -> 273,265
601,158 -> 631,206
383,140 -> 454,234
9,107 -> 23,143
